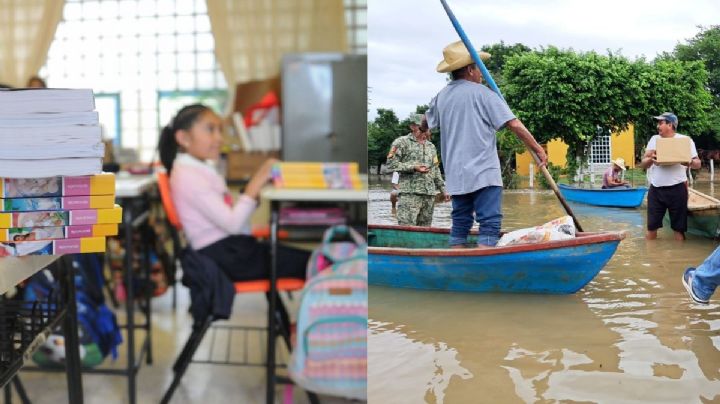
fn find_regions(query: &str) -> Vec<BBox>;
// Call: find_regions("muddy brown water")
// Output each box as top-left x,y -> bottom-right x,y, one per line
368,177 -> 720,403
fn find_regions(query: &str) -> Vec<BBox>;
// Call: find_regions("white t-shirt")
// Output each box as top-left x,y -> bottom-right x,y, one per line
645,133 -> 698,187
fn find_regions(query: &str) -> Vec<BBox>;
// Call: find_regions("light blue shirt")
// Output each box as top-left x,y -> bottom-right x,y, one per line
426,80 -> 515,195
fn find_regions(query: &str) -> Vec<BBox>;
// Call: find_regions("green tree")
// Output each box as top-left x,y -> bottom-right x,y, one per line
368,108 -> 402,174
631,58 -> 712,152
480,41 -> 532,87
502,47 -> 712,170
671,25 -> 720,145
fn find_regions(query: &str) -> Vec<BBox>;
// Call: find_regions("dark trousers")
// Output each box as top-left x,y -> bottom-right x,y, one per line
647,183 -> 688,232
198,235 -> 309,282
450,186 -> 503,246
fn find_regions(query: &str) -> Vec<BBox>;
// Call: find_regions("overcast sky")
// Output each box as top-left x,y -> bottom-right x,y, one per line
368,0 -> 720,120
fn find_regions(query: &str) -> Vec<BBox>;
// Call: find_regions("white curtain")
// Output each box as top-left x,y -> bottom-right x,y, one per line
206,0 -> 348,104
0,0 -> 65,87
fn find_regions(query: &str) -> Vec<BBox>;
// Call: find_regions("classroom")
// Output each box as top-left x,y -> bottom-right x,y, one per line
0,1 -> 368,403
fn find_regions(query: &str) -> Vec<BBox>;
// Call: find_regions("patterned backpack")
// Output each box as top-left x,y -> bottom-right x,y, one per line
289,225 -> 367,400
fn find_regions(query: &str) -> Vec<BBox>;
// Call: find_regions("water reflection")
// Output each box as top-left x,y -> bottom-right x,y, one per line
369,178 -> 720,403
368,320 -> 472,403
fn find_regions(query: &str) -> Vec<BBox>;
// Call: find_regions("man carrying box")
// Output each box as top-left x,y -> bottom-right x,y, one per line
639,112 -> 702,240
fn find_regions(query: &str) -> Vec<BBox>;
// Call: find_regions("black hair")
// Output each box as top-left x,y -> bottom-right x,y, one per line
451,63 -> 476,80
158,103 -> 211,172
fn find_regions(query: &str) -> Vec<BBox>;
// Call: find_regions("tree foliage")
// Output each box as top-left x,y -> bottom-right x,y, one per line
503,47 -> 713,163
480,41 -> 532,87
670,25 -> 720,145
367,108 -> 401,174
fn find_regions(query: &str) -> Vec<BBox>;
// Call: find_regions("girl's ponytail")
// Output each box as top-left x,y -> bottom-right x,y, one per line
158,124 -> 178,172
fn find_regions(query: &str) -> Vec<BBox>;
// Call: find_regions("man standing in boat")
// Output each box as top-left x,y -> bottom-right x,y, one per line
386,113 -> 448,226
639,112 -> 701,240
421,41 -> 547,248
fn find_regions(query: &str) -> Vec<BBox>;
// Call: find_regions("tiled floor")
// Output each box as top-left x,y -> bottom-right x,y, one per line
10,285 -> 358,404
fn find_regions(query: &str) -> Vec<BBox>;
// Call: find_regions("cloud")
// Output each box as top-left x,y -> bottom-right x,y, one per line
368,0 -> 720,120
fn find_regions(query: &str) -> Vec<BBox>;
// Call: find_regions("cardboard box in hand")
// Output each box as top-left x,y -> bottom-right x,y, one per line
656,137 -> 691,166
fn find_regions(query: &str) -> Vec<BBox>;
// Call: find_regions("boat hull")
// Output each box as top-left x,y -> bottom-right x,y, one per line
558,184 -> 648,208
368,225 -> 624,294
665,210 -> 720,238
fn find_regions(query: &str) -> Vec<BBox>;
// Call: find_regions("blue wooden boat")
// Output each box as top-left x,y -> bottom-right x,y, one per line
368,225 -> 625,294
558,184 -> 648,208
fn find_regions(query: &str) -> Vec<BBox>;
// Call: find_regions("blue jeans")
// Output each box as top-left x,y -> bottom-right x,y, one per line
692,246 -> 720,301
450,186 -> 502,247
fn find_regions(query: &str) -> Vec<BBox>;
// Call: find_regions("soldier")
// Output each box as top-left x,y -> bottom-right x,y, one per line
386,113 -> 449,226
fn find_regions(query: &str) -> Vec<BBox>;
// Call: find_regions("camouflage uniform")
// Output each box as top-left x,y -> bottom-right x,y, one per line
386,133 -> 446,226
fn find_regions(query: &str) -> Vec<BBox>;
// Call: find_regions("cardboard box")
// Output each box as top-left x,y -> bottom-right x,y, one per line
225,151 -> 280,181
656,137 -> 691,165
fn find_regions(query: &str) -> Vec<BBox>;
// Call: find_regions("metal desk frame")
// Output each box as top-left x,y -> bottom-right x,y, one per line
22,176 -> 157,404
262,187 -> 367,404
0,255 -> 83,403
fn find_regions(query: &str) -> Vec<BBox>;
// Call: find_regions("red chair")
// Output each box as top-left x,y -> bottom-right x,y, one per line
156,172 -> 315,403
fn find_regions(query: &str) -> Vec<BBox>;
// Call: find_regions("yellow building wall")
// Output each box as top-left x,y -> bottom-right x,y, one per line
514,124 -> 635,175
611,124 -> 635,169
515,139 -> 567,176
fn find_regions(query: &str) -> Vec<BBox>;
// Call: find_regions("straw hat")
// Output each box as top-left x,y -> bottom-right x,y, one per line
613,157 -> 626,171
436,41 -> 490,73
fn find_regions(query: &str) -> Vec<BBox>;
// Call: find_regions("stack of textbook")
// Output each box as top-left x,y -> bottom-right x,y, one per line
0,89 -> 120,256
271,162 -> 363,189
0,88 -> 104,178
0,174 -> 121,256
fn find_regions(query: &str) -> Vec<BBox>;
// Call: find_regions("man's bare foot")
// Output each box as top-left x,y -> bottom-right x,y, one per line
474,244 -> 495,250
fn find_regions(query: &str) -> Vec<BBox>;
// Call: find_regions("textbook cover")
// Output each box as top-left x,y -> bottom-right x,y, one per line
0,236 -> 106,257
0,224 -> 118,242
1,195 -> 115,212
271,162 -> 362,189
0,173 -> 115,198
0,205 -> 122,228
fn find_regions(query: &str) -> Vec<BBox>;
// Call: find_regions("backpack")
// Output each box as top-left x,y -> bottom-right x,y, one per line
23,254 -> 123,368
289,225 -> 368,400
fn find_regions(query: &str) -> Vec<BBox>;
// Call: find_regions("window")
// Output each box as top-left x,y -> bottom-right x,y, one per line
344,0 -> 367,54
95,93 -> 121,144
41,0 -> 227,162
157,89 -> 226,131
589,129 -> 612,165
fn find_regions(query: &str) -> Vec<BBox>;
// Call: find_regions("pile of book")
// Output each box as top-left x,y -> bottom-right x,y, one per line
0,88 -> 104,178
0,174 -> 121,256
271,162 -> 363,189
0,89 -> 119,256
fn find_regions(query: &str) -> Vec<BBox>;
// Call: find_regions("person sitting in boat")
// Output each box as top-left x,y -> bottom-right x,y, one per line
601,158 -> 630,189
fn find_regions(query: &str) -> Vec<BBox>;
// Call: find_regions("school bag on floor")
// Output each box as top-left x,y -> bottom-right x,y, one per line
289,225 -> 368,400
23,254 -> 122,368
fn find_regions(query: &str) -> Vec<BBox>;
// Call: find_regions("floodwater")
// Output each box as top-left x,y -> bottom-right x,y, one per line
368,176 -> 720,404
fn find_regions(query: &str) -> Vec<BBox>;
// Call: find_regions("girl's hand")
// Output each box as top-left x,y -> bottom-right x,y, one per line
244,158 -> 279,200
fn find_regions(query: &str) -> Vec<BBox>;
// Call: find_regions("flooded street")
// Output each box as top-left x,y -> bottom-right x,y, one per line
368,176 -> 720,403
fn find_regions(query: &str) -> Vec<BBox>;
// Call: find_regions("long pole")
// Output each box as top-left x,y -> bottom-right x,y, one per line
438,0 -> 584,232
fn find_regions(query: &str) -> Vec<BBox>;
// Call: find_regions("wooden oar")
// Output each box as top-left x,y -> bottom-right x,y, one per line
438,0 -> 584,232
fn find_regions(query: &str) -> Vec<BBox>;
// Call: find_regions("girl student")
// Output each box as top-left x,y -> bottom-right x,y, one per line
158,104 -> 309,281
